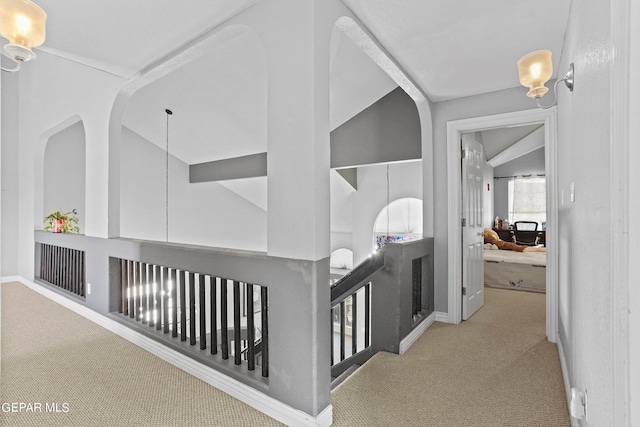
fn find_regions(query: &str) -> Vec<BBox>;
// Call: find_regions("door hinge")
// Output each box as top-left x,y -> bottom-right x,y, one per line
462,287 -> 467,296
461,147 -> 466,159
462,218 -> 467,227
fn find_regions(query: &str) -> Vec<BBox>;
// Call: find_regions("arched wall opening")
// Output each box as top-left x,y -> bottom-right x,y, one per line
42,120 -> 87,234
373,197 -> 423,250
328,16 -> 432,268
111,24 -> 268,251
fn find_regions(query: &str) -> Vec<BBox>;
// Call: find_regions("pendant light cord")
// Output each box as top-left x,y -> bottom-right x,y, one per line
386,164 -> 390,242
165,109 -> 172,242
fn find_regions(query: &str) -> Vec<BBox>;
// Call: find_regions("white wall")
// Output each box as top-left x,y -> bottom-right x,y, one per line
120,127 -> 267,251
629,0 -> 640,422
43,121 -> 86,233
351,161 -> 422,264
1,71 -> 19,276
555,0 -> 614,424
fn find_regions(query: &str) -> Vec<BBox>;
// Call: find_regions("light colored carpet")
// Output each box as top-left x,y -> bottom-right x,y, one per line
331,287 -> 570,426
2,282 -> 569,426
0,281 -> 283,427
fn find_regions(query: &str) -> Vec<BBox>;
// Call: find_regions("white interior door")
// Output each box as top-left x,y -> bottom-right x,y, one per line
461,133 -> 484,320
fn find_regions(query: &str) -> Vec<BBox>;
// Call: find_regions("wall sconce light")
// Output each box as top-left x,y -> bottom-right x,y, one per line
0,0 -> 47,73
517,50 -> 573,109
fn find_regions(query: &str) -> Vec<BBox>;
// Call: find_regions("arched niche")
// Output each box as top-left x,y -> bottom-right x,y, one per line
42,120 -> 87,233
330,247 -> 354,270
373,197 -> 423,250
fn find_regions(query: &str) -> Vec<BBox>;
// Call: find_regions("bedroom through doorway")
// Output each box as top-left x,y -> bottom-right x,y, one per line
447,109 -> 559,342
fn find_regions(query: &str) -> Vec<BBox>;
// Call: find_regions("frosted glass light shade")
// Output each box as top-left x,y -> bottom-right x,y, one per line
517,50 -> 553,99
0,0 -> 47,61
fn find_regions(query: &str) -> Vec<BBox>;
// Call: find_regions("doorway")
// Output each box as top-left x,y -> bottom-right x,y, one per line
446,108 -> 559,343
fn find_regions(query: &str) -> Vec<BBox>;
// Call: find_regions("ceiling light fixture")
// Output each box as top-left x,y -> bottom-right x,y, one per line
517,50 -> 573,109
0,0 -> 47,73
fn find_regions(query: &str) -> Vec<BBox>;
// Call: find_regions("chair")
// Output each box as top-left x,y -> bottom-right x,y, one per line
514,221 -> 538,231
513,221 -> 540,246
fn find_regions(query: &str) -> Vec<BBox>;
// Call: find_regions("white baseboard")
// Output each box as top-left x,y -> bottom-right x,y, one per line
399,311 -> 435,354
2,277 -> 332,427
435,311 -> 449,323
557,337 -> 579,427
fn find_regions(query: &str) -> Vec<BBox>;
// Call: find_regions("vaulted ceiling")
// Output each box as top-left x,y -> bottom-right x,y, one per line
13,0 -> 571,164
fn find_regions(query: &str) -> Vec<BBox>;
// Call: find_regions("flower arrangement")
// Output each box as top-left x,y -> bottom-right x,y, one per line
44,209 -> 80,233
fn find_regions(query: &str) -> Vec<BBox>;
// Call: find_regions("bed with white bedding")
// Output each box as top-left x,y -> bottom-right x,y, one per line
483,248 -> 546,293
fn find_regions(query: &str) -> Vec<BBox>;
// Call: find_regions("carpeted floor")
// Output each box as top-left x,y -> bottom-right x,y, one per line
0,281 -> 283,427
331,287 -> 570,426
1,282 -> 569,426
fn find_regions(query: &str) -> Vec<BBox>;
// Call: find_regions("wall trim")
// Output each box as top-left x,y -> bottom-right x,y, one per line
434,311 -> 449,323
399,311 -> 435,354
557,338 -> 578,427
0,277 -> 332,427
446,108 -> 559,343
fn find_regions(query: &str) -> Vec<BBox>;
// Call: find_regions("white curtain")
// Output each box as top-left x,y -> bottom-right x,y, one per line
508,176 -> 546,226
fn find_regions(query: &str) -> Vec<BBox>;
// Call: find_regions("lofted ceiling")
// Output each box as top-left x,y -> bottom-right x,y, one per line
22,0 -> 570,165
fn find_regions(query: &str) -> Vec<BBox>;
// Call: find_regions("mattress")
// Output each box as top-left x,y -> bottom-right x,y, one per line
483,249 -> 546,293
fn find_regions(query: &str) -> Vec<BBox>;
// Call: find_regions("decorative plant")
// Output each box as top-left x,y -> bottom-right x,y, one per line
44,209 -> 80,233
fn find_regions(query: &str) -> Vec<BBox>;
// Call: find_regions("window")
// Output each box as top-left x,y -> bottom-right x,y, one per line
507,176 -> 546,227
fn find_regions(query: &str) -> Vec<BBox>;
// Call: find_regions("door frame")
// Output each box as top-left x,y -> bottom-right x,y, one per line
446,108 -> 558,343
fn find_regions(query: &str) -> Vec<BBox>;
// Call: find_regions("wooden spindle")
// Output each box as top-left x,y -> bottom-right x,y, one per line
199,275 -> 206,350
246,283 -> 255,371
233,281 -> 241,366
189,272 -> 196,345
261,286 -> 269,378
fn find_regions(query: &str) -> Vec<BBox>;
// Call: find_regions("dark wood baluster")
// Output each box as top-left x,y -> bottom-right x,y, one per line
150,265 -> 158,328
180,270 -> 187,341
140,263 -> 148,324
172,269 -> 178,338
199,275 -> 206,350
118,259 -> 124,314
162,267 -> 169,333
352,293 -> 358,356
128,260 -> 135,319
233,281 -> 241,366
79,251 -> 85,297
71,250 -> 77,295
211,277 -> 218,355
61,248 -> 66,290
330,305 -> 335,366
121,259 -> 128,316
220,279 -> 229,360
246,283 -> 255,371
189,272 -> 196,345
340,300 -> 346,362
365,283 -> 371,348
261,286 -> 269,378
39,244 -> 44,281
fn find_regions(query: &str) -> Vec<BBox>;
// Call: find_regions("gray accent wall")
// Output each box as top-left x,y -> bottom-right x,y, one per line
190,153 -> 267,183
330,87 -> 421,168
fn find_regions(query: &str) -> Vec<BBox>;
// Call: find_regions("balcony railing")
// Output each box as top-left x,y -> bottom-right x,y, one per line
37,243 -> 86,298
115,259 -> 269,377
330,238 -> 434,379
